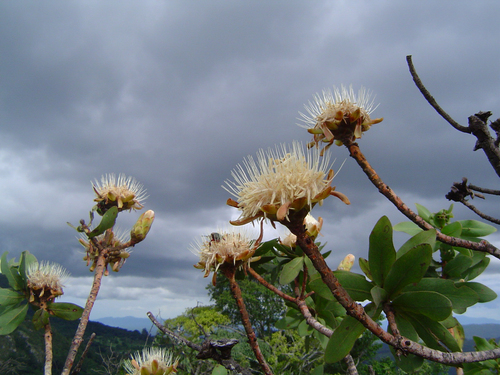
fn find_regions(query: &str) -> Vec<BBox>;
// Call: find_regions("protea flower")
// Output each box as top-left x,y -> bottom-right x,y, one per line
224,141 -> 349,225
92,173 -> 147,214
298,85 -> 383,152
26,261 -> 69,302
191,229 -> 261,285
123,347 -> 178,375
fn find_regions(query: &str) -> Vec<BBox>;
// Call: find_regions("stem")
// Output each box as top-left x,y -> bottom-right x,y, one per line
44,321 -> 53,375
345,140 -> 500,258
61,250 -> 107,375
220,265 -> 273,375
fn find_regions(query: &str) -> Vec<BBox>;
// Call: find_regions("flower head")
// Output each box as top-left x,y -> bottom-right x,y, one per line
26,261 -> 70,301
298,85 -> 383,151
224,142 -> 349,225
79,229 -> 131,274
191,229 -> 260,284
123,347 -> 178,375
92,173 -> 147,214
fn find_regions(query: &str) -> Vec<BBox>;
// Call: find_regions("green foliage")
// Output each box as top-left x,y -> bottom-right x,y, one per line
163,305 -> 230,339
0,251 -> 83,336
207,272 -> 288,337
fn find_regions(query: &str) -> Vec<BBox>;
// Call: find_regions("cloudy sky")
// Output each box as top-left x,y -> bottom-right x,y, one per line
2,1 -> 500,325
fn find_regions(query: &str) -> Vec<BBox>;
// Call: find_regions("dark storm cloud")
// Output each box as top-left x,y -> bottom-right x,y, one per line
1,0 -> 500,318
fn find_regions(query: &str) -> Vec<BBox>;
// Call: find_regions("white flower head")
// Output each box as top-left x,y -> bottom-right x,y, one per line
298,85 -> 383,150
123,347 -> 178,375
92,173 -> 147,213
224,141 -> 349,225
27,261 -> 70,300
191,229 -> 259,282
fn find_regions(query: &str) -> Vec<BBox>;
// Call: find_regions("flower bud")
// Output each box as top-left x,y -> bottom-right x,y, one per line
337,254 -> 355,271
130,210 -> 155,244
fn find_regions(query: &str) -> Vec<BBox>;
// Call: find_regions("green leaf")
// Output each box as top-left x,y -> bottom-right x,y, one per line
462,257 -> 490,281
443,255 -> 473,279
384,244 -> 432,297
297,318 -> 314,337
47,302 -> 84,320
19,251 -> 38,290
324,316 -> 365,363
442,221 -> 462,237
88,206 -> 119,238
279,257 -> 304,285
370,286 -> 388,308
311,364 -> 324,375
393,221 -> 422,236
396,229 -> 436,259
0,303 -> 28,335
211,364 -> 228,375
333,270 -> 373,301
403,278 -> 479,312
308,275 -> 334,301
460,282 -> 497,303
369,216 -> 396,287
32,308 -> 50,330
358,258 -> 372,281
405,313 -> 461,352
0,252 -> 21,291
0,288 -> 25,307
458,220 -> 497,237
473,336 -> 496,351
415,203 -> 432,223
390,314 -> 424,373
392,291 -> 452,321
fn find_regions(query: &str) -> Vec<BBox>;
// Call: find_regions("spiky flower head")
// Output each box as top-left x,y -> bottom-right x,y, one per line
224,142 -> 349,225
191,229 -> 260,284
92,173 -> 147,215
299,85 -> 383,152
26,261 -> 70,302
123,347 -> 178,375
79,229 -> 131,274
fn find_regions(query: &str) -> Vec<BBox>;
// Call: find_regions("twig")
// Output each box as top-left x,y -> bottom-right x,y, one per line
460,198 -> 500,225
220,264 -> 274,375
469,184 -> 500,196
345,140 -> 500,258
147,312 -> 252,375
406,55 -> 469,133
70,333 -> 96,375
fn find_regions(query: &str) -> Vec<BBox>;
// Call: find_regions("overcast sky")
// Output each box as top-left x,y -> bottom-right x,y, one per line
2,1 -> 500,325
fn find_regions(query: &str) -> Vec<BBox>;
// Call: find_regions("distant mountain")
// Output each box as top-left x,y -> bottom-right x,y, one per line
94,316 -> 160,334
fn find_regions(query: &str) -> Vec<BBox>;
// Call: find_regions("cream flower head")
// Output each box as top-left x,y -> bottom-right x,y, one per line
224,141 -> 349,225
26,261 -> 70,301
191,229 -> 261,284
123,347 -> 178,375
92,173 -> 147,214
299,85 -> 383,152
